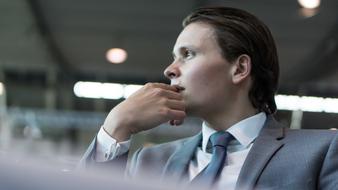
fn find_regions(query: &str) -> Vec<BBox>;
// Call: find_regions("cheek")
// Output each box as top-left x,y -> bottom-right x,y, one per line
196,64 -> 227,86
184,65 -> 209,89
185,64 -> 228,98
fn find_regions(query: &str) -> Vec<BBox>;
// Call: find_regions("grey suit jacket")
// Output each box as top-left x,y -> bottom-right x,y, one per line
80,116 -> 338,190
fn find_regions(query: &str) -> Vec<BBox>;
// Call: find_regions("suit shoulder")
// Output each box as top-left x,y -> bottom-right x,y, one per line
127,134 -> 200,175
283,128 -> 337,147
285,128 -> 337,137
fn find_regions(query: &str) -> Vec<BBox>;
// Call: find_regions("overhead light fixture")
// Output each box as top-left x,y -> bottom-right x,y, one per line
106,48 -> 128,64
100,83 -> 125,99
275,95 -> 338,113
124,84 -> 143,98
73,82 -> 338,114
299,8 -> 318,18
298,0 -> 320,18
0,82 -> 4,95
73,81 -> 142,99
298,0 -> 321,9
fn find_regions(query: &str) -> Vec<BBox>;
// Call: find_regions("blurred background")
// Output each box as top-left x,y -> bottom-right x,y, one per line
0,0 -> 337,170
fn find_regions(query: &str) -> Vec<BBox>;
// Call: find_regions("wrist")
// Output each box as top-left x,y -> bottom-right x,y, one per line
102,113 -> 132,142
103,107 -> 133,142
103,124 -> 131,142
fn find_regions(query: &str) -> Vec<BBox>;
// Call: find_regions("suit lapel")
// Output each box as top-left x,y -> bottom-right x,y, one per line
235,116 -> 286,190
161,132 -> 202,182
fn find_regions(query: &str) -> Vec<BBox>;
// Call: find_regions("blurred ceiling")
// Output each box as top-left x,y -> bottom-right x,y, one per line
0,0 -> 338,95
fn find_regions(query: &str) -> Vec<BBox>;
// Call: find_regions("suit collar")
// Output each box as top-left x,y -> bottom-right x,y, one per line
160,115 -> 286,189
161,132 -> 202,182
235,115 -> 286,190
202,112 -> 267,152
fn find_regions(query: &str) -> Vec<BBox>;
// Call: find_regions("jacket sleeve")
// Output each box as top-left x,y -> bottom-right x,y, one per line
125,147 -> 143,178
318,131 -> 338,189
77,136 -> 129,174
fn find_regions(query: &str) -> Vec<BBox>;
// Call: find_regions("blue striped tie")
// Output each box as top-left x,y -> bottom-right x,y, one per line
192,131 -> 234,186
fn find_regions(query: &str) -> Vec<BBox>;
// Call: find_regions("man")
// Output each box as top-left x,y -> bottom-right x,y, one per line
80,7 -> 338,190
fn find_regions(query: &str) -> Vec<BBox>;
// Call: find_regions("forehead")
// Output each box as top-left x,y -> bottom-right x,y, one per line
173,22 -> 218,51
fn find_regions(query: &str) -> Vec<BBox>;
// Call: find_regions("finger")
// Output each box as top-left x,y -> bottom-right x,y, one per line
152,89 -> 182,100
169,119 -> 183,126
166,109 -> 186,121
163,90 -> 183,100
173,119 -> 184,126
149,89 -> 183,100
148,83 -> 178,92
145,83 -> 183,100
165,99 -> 185,110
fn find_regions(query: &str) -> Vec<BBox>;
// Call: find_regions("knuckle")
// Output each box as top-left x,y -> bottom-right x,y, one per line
145,83 -> 153,88
153,88 -> 164,96
180,111 -> 187,118
159,108 -> 170,116
160,98 -> 169,105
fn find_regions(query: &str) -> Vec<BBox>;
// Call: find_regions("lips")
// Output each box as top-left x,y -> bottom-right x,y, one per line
172,84 -> 185,92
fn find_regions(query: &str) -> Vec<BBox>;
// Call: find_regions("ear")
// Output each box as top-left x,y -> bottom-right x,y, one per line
230,54 -> 251,84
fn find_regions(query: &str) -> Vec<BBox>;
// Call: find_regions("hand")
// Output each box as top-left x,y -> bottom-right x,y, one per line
102,83 -> 186,142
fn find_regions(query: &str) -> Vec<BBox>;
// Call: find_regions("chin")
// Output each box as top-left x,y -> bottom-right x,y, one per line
184,105 -> 201,117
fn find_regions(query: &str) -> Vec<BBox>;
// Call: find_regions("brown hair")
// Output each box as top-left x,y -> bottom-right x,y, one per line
183,7 -> 279,114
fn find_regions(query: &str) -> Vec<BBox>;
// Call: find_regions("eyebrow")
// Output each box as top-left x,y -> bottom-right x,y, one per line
172,45 -> 197,57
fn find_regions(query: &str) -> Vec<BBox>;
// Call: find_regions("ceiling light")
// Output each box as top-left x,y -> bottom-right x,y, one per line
298,0 -> 321,9
124,84 -> 143,98
106,48 -> 127,64
0,82 -> 4,95
73,81 -> 143,100
101,83 -> 124,99
275,95 -> 338,113
299,8 -> 318,18
73,83 -> 338,114
73,81 -> 124,99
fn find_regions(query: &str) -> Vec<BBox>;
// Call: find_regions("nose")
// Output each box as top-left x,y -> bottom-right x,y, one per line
164,62 -> 181,79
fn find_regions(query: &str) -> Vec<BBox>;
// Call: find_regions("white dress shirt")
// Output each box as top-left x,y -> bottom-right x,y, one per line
190,112 -> 266,189
95,112 -> 267,189
95,127 -> 130,161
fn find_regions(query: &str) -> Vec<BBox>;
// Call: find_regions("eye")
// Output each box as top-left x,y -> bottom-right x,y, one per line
182,48 -> 195,59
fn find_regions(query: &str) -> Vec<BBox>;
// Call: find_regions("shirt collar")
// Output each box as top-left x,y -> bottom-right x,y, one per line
201,112 -> 267,152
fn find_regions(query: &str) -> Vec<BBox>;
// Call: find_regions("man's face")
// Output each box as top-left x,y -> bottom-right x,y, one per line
164,22 -> 235,117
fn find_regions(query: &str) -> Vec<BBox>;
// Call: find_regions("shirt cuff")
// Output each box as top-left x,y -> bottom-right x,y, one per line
95,127 -> 131,162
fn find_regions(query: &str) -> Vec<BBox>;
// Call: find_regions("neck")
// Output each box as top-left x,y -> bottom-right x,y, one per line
203,95 -> 258,131
205,108 -> 258,131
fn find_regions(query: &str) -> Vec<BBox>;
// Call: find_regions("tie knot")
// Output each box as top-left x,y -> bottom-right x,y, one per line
210,131 -> 234,147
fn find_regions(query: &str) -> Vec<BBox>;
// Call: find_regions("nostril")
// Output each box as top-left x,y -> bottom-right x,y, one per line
164,69 -> 176,79
164,66 -> 180,79
168,72 -> 176,78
